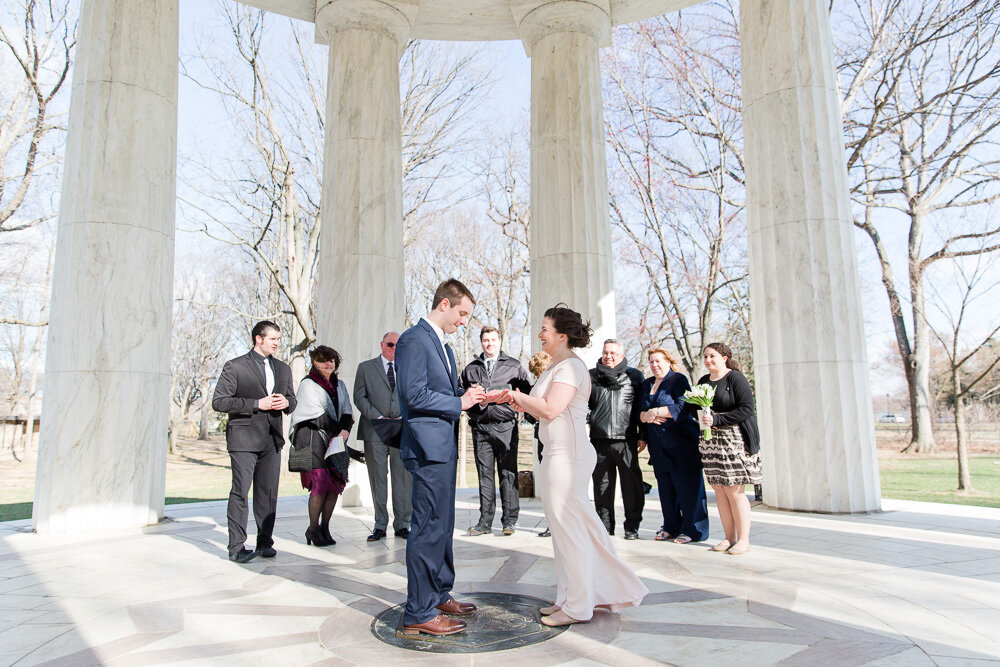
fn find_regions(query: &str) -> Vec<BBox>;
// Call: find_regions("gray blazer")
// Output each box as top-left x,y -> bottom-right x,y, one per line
353,356 -> 400,443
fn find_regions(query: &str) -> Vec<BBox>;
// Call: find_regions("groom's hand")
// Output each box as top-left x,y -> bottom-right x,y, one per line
461,385 -> 487,410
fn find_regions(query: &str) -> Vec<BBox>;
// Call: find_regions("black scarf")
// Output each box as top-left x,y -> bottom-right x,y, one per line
593,359 -> 628,387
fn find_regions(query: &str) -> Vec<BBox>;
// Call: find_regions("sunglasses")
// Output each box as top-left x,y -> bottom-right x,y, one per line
384,342 -> 395,348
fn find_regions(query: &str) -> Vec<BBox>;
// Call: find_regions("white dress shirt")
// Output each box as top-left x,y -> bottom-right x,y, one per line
264,356 -> 275,394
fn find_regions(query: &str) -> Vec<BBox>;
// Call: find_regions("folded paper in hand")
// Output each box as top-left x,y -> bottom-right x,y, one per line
325,436 -> 346,459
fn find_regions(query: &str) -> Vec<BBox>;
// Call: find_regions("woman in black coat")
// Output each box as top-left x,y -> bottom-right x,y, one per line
638,348 -> 708,544
695,342 -> 761,555
288,346 -> 356,547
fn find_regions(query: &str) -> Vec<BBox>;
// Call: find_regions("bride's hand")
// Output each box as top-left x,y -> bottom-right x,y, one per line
508,390 -> 526,412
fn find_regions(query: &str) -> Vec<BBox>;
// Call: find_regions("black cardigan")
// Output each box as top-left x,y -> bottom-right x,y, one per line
696,370 -> 760,456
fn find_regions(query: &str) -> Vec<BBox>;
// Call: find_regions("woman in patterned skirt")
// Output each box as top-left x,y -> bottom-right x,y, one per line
695,343 -> 761,555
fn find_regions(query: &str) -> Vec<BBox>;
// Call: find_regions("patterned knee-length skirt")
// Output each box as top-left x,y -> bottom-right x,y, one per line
699,424 -> 762,487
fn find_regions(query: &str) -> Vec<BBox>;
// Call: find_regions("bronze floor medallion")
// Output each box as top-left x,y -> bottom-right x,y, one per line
370,592 -> 569,653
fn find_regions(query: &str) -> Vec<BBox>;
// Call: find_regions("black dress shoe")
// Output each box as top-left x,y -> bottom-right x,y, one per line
367,528 -> 386,542
538,527 -> 551,537
624,530 -> 639,540
256,546 -> 277,558
229,548 -> 257,564
394,528 -> 409,539
321,526 -> 336,545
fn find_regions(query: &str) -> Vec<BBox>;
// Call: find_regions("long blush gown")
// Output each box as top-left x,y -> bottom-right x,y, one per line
533,356 -> 648,621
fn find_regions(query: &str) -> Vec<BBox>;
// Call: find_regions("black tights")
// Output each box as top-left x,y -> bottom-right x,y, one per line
308,492 -> 339,532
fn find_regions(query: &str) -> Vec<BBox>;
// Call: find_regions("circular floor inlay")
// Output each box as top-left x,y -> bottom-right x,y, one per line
370,592 -> 569,653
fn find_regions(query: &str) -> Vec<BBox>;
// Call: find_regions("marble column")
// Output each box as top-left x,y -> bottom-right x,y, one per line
34,0 -> 178,532
516,0 -> 616,365
741,0 -> 880,512
315,0 -> 412,506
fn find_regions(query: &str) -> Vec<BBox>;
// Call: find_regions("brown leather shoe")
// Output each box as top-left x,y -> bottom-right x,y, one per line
402,613 -> 467,636
436,596 -> 477,615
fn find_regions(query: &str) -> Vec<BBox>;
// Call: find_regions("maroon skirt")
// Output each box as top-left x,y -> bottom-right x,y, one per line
300,467 -> 347,496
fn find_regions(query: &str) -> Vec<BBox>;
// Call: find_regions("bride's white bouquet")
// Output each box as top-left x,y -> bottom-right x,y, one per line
682,384 -> 716,441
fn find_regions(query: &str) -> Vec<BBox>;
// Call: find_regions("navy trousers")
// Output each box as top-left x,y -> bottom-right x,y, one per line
402,453 -> 457,625
647,440 -> 709,541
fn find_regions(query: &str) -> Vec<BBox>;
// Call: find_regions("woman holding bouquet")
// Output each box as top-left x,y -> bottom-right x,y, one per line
638,348 -> 708,544
696,343 -> 761,555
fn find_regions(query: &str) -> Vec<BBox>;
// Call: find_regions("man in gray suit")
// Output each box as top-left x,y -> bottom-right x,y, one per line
212,320 -> 297,563
354,331 -> 412,542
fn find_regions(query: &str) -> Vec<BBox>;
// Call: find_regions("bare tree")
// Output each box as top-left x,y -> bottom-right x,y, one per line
837,0 -> 1000,452
0,0 -> 73,234
926,249 -> 1000,491
473,126 -> 532,355
168,264 -> 244,453
181,4 -> 492,380
603,4 -> 748,376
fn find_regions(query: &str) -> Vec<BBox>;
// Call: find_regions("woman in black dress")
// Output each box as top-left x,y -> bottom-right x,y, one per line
696,343 -> 761,555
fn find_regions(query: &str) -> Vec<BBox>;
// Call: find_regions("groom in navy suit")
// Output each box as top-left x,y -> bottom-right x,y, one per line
395,278 -> 486,637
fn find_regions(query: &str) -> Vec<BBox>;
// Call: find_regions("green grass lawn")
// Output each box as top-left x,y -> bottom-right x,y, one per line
3,452 -> 998,522
877,455 -> 1000,507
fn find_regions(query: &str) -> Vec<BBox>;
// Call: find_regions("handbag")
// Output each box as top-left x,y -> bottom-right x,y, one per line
288,420 -> 330,473
371,417 -> 403,448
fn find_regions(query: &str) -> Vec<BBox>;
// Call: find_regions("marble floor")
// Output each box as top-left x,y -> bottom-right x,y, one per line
1,491 -> 998,666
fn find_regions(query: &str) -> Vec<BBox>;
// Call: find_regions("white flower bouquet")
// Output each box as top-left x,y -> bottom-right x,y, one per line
682,384 -> 716,441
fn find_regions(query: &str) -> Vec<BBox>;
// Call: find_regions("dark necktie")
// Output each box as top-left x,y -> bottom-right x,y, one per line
486,359 -> 495,380
387,361 -> 396,392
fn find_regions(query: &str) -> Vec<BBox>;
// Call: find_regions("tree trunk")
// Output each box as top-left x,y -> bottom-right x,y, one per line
901,230 -> 936,453
198,380 -> 211,440
954,373 -> 972,491
289,321 -> 309,386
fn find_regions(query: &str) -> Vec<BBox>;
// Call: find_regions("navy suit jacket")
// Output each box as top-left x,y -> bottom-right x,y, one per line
395,319 -> 463,463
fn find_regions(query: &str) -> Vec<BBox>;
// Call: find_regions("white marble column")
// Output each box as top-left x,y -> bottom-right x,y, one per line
34,0 -> 178,532
741,0 -> 880,512
315,0 -> 412,506
516,0 -> 616,365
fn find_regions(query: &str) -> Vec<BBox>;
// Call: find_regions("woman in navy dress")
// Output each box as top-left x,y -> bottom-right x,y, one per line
638,348 -> 708,544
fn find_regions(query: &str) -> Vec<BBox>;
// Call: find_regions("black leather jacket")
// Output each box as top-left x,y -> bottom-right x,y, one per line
459,351 -> 531,424
588,361 -> 644,444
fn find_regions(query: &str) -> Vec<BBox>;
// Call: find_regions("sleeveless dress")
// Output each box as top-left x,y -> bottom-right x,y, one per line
533,356 -> 648,621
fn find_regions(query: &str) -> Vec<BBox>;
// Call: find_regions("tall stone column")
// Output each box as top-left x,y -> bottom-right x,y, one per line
315,0 -> 412,505
34,0 -> 178,532
741,0 -> 880,512
516,0 -> 616,365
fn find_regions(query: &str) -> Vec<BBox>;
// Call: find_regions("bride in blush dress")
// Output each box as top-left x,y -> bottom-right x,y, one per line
501,304 -> 648,627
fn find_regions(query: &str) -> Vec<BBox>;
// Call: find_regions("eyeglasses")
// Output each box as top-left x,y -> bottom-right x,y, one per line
384,342 -> 395,348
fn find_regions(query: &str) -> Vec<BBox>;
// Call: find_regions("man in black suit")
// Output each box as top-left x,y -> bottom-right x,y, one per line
212,320 -> 297,563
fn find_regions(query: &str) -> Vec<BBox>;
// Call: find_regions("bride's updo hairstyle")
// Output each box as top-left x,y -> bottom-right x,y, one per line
543,304 -> 593,349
